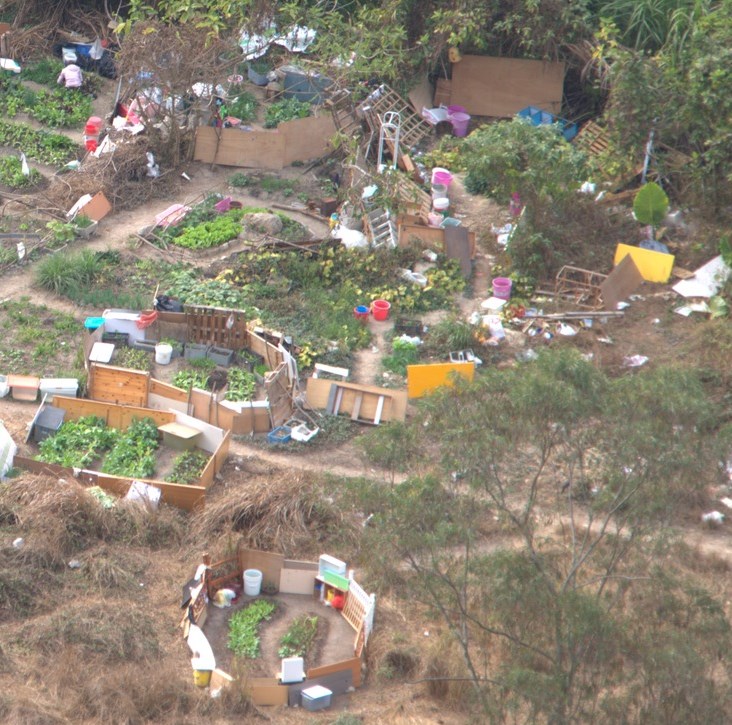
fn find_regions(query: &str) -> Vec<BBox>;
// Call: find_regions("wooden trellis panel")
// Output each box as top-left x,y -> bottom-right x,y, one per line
573,121 -> 610,156
360,84 -> 432,149
184,305 -> 248,349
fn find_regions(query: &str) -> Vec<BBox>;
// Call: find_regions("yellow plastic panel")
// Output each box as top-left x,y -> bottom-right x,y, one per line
407,362 -> 475,399
614,244 -> 674,283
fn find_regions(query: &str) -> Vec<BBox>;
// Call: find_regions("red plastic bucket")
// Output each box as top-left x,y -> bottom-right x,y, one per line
449,112 -> 471,138
492,277 -> 513,300
354,304 -> 370,322
371,299 -> 391,321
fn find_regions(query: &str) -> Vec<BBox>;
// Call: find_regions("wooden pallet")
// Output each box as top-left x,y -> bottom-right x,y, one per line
360,84 -> 432,149
573,120 -> 610,156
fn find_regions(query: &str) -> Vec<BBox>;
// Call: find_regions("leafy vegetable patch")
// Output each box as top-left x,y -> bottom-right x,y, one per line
278,614 -> 319,659
228,599 -> 277,658
100,417 -> 160,479
166,450 -> 209,484
37,415 -> 117,468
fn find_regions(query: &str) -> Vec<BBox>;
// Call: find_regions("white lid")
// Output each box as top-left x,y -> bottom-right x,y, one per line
302,685 -> 332,698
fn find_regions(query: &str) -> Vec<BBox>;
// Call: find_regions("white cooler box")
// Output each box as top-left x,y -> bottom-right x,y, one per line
40,378 -> 79,401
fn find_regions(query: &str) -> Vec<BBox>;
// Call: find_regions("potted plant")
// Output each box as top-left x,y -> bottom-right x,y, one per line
247,58 -> 271,86
73,214 -> 98,238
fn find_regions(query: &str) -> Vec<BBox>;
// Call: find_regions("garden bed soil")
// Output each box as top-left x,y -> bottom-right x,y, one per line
203,591 -> 355,678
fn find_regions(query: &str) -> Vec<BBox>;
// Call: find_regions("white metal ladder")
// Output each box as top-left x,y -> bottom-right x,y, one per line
376,111 -> 401,172
365,207 -> 398,248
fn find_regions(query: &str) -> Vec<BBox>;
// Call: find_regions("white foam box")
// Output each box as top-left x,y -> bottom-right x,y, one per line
301,685 -> 332,711
40,378 -> 79,401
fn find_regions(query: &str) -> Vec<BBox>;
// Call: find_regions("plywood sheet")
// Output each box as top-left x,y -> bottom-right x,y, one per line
194,126 -> 286,169
308,657 -> 362,688
614,244 -> 674,283
279,567 -> 317,595
397,219 -> 476,258
601,254 -> 643,310
408,76 -> 433,114
238,548 -> 284,591
444,226 -> 472,278
407,362 -> 475,399
450,55 -> 565,118
52,395 -> 175,429
248,677 -> 289,706
305,378 -> 407,422
89,363 -> 149,406
282,113 -> 337,165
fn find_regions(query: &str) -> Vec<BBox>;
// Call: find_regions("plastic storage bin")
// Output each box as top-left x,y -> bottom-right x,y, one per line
33,406 -> 66,443
39,378 -> 79,401
301,685 -> 333,711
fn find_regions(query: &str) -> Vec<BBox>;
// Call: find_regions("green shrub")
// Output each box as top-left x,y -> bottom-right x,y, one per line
382,337 -> 420,376
462,118 -> 588,205
35,249 -> 104,296
264,98 -> 311,128
229,172 -> 251,187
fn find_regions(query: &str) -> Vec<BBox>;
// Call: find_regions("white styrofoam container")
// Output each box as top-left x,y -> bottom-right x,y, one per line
102,309 -> 146,344
318,554 -> 347,578
0,375 -> 8,398
39,378 -> 79,401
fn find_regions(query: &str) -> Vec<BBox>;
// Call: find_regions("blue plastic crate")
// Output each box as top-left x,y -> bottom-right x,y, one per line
267,426 -> 292,444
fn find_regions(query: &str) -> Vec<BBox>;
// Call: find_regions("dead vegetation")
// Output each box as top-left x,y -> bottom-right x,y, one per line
192,469 -> 358,558
44,136 -> 181,213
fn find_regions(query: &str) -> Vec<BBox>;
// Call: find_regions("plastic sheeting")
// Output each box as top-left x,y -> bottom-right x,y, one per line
0,421 -> 17,480
188,624 -> 216,671
239,24 -> 316,60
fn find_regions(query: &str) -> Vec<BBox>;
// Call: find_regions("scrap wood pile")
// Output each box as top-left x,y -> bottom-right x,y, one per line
45,135 -> 178,213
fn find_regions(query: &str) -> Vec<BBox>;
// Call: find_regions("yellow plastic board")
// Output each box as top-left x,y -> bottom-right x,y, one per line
407,362 -> 475,399
614,244 -> 674,283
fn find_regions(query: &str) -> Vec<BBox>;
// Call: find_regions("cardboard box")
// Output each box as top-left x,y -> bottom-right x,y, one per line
67,192 -> 112,222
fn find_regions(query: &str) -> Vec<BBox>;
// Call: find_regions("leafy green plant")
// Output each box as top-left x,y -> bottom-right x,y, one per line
37,416 -> 118,468
172,369 -> 210,391
228,599 -> 277,658
170,210 -> 243,249
225,367 -> 257,401
264,98 -> 311,129
28,88 -> 93,128
46,220 -> 77,244
229,172 -> 251,187
259,177 -> 297,195
114,347 -> 153,371
166,450 -> 209,484
0,155 -> 42,188
0,120 -> 78,165
222,90 -> 258,122
73,214 -> 95,229
382,337 -> 420,376
633,181 -> 669,232
278,614 -> 318,659
21,58 -> 64,86
36,249 -> 104,295
101,417 -> 159,478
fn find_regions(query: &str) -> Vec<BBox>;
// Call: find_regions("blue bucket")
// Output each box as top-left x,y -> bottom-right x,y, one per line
84,316 -> 104,331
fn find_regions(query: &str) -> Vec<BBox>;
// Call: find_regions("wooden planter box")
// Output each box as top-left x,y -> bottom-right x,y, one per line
184,342 -> 209,360
207,346 -> 235,367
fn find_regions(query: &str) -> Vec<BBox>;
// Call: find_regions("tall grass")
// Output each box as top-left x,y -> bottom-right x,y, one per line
35,249 -> 104,296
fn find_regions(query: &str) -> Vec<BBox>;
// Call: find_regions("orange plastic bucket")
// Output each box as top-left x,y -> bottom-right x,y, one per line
371,299 -> 391,321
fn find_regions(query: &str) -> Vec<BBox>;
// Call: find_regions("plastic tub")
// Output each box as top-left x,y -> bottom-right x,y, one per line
155,343 -> 173,365
371,299 -> 391,321
449,111 -> 471,137
492,277 -> 513,300
243,569 -> 263,596
428,212 -> 443,227
193,670 -> 212,688
431,167 -> 453,187
447,104 -> 467,115
431,183 -> 448,199
433,197 -> 450,216
354,304 -> 370,322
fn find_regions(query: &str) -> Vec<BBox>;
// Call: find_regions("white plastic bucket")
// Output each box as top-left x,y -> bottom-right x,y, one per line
431,183 -> 448,199
243,569 -> 263,596
433,197 -> 450,213
155,343 -> 173,365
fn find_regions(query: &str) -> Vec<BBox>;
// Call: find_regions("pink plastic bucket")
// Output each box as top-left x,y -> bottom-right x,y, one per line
447,105 -> 467,115
371,299 -> 391,321
431,168 -> 453,187
492,277 -> 512,300
449,112 -> 471,138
